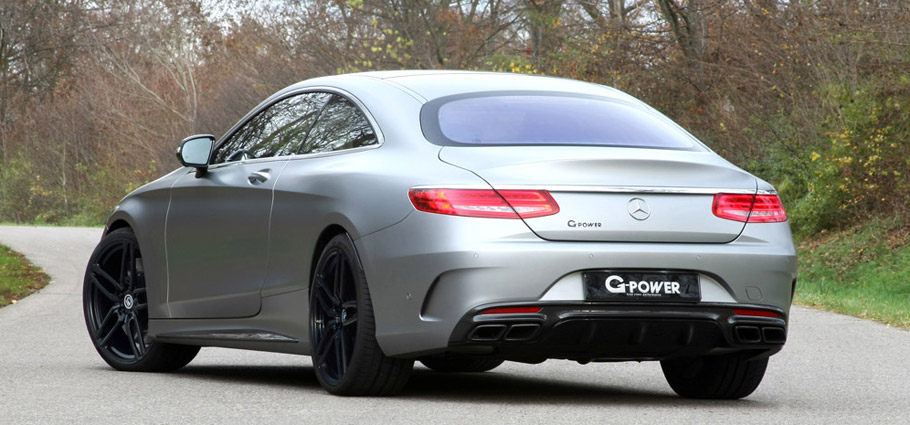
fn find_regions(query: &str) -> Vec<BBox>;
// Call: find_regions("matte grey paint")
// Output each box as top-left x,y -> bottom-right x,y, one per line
101,70 -> 797,359
165,159 -> 289,318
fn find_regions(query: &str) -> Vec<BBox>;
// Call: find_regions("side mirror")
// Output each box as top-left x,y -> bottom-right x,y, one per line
176,134 -> 215,177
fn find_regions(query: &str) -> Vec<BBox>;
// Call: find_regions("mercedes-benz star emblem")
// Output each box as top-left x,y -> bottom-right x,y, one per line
627,198 -> 651,221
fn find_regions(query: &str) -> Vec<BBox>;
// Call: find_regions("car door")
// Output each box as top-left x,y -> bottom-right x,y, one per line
263,93 -> 381,297
165,91 -> 331,318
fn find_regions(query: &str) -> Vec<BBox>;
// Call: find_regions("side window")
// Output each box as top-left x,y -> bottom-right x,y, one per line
212,92 -> 332,163
299,95 -> 378,154
213,119 -> 258,164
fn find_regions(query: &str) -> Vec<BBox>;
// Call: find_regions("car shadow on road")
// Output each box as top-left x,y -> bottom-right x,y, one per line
174,364 -> 318,389
170,364 -> 772,408
403,369 -> 771,408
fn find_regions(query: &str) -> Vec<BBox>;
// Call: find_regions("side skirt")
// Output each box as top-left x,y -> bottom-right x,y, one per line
148,287 -> 311,355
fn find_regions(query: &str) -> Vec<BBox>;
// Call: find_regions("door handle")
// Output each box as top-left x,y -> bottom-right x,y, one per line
248,169 -> 271,184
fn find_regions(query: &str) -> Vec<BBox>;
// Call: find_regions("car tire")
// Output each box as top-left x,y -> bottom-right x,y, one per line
660,352 -> 768,399
310,234 -> 413,395
419,355 -> 504,373
83,228 -> 199,372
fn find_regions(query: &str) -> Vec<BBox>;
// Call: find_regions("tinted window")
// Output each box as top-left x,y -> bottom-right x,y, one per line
212,92 -> 332,163
300,95 -> 377,154
424,94 -> 701,150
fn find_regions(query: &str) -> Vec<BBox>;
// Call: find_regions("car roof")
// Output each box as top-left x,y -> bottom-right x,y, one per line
296,70 -> 640,104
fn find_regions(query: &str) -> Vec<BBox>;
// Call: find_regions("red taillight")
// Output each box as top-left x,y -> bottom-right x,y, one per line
481,307 -> 542,315
732,309 -> 781,318
713,193 -> 787,223
749,194 -> 789,223
408,188 -> 559,219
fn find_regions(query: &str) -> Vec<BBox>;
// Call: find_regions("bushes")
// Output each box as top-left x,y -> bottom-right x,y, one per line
0,156 -> 45,223
0,155 -> 154,226
753,82 -> 910,237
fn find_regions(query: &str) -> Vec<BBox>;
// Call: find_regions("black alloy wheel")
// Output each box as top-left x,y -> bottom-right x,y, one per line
83,228 -> 198,372
309,234 -> 413,395
310,241 -> 359,387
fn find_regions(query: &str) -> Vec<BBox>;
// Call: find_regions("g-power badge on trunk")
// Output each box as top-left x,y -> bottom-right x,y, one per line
567,220 -> 602,228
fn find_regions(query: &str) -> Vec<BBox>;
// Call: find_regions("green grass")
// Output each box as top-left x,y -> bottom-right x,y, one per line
0,244 -> 51,308
796,217 -> 910,329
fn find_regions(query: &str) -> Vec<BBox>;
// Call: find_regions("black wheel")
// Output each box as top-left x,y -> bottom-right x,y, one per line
420,355 -> 504,373
83,228 -> 199,372
310,234 -> 413,395
661,352 -> 769,399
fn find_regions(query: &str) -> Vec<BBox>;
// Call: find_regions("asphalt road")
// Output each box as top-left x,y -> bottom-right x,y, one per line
1,225 -> 908,424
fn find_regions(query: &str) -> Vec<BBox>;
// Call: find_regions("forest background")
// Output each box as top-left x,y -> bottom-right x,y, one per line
0,0 -> 906,232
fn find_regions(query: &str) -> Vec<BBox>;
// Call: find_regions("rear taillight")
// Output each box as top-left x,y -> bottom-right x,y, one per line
408,188 -> 559,219
713,193 -> 787,223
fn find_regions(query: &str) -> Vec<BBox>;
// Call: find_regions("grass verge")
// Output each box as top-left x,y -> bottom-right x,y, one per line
0,244 -> 51,308
796,217 -> 910,329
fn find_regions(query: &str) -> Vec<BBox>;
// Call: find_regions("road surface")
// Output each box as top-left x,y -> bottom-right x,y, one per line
0,225 -> 908,424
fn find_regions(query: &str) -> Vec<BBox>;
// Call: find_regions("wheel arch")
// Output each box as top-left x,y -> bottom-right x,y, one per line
105,218 -> 133,236
103,204 -> 169,320
104,208 -> 142,240
309,224 -> 352,286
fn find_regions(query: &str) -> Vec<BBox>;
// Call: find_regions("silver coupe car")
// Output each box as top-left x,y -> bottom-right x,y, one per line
83,70 -> 797,398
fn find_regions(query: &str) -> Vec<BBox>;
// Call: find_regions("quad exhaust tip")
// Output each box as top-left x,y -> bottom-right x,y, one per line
469,323 -> 541,342
762,326 -> 787,344
734,325 -> 786,344
504,324 -> 541,341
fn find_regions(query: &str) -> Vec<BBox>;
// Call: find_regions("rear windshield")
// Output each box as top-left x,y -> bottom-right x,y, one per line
420,92 -> 703,150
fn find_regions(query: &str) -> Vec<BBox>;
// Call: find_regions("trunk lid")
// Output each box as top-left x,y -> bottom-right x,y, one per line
439,146 -> 757,243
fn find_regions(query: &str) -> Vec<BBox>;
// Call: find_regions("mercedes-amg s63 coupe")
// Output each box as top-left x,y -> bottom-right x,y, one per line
83,70 -> 797,398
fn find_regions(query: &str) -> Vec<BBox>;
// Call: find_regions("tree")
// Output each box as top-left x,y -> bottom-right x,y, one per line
0,0 -> 83,161
521,0 -> 565,69
82,0 -> 216,165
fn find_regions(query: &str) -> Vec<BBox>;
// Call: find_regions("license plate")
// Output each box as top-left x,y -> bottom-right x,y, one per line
583,271 -> 700,302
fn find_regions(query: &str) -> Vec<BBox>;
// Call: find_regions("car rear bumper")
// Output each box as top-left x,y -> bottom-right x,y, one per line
445,303 -> 787,363
356,211 -> 797,358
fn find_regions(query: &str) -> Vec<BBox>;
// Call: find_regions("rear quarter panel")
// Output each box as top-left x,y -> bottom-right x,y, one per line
263,77 -> 489,300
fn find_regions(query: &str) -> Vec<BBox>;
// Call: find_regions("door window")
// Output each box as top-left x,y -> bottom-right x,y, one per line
299,95 -> 378,154
213,92 -> 332,163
